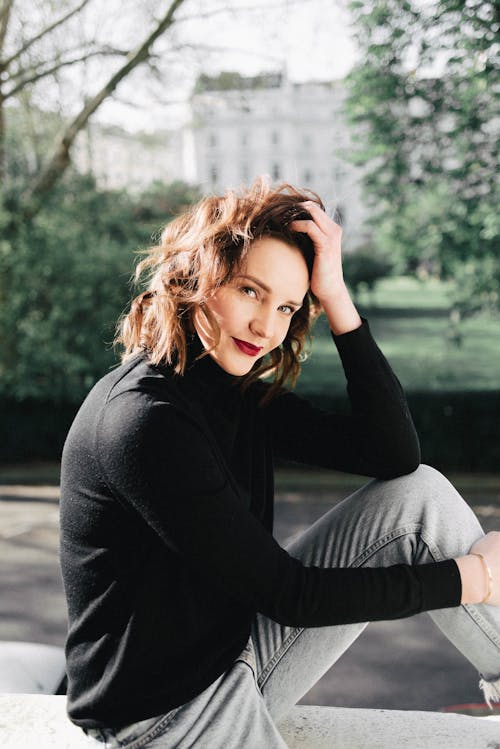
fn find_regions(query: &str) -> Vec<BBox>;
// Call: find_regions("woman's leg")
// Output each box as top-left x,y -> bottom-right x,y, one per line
251,464 -> 500,722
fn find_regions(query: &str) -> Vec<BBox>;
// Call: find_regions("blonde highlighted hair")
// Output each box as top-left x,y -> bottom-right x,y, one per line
116,177 -> 324,404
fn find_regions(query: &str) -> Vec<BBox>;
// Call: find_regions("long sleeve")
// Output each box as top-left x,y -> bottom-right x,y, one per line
96,390 -> 459,630
264,318 -> 421,479
60,351 -> 460,727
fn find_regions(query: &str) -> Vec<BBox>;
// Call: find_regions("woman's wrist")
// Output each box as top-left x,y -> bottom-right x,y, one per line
455,554 -> 491,604
320,284 -> 362,336
471,552 -> 493,603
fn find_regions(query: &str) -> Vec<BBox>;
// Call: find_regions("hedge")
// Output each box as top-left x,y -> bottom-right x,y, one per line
1,390 -> 499,472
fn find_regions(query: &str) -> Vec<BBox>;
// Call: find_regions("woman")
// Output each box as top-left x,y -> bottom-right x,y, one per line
60,178 -> 500,748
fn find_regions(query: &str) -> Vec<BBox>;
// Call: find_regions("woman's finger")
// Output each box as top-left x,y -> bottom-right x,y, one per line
289,218 -> 326,246
298,201 -> 341,235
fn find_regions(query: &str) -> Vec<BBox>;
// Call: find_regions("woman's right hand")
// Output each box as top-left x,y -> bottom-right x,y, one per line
455,531 -> 500,606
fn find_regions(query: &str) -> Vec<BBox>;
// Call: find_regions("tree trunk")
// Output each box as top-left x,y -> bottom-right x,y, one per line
20,0 -> 186,220
0,0 -> 15,183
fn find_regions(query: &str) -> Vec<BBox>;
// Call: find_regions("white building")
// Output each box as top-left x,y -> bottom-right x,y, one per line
187,72 -> 370,249
72,72 -> 370,248
74,123 -> 184,193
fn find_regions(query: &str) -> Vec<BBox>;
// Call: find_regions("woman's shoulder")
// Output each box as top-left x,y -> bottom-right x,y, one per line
63,356 -> 206,473
72,353 -> 185,427
91,356 -> 202,444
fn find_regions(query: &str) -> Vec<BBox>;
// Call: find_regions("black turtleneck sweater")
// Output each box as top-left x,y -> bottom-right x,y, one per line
59,319 -> 461,728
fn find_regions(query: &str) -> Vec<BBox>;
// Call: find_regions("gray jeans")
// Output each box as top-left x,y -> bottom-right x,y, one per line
82,465 -> 500,748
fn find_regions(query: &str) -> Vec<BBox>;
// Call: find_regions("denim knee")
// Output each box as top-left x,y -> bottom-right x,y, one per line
379,463 -> 484,555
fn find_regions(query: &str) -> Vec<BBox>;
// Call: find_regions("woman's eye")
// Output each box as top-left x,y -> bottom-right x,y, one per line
240,286 -> 257,298
239,286 -> 294,315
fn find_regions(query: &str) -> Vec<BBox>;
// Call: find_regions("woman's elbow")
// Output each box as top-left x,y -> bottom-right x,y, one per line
376,436 -> 421,480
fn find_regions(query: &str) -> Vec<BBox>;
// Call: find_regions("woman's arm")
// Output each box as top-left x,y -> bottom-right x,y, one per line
290,200 -> 361,337
290,201 -> 500,608
95,391 -> 458,628
263,318 -> 421,479
273,203 -> 419,479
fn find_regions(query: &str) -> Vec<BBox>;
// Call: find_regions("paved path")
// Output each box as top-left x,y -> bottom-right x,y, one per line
1,482 -> 499,713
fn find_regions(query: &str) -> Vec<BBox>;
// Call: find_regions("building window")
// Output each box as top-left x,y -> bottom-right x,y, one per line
208,133 -> 217,147
272,163 -> 281,180
271,130 -> 279,145
241,132 -> 248,147
303,169 -> 313,184
303,134 -> 312,148
241,163 -> 249,182
210,165 -> 218,186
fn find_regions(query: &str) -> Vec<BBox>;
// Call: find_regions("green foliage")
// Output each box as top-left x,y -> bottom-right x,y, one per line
4,105 -> 64,188
0,173 -> 202,403
132,179 -> 203,238
343,249 -> 394,300
345,0 -> 499,317
194,71 -> 282,93
449,256 -> 500,317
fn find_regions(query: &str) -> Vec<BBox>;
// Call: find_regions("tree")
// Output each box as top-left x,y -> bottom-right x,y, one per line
1,0 -> 298,218
345,0 -> 499,319
0,0 -> 187,219
133,179 -> 203,233
343,249 -> 393,305
0,173 -> 201,403
0,0 -> 301,408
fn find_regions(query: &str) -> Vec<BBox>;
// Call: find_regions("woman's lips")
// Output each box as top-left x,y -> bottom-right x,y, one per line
232,338 -> 263,356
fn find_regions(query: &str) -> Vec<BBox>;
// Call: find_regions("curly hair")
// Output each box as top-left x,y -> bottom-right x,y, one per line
115,177 -> 325,405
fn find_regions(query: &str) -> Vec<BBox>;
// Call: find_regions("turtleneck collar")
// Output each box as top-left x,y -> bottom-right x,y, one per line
184,332 -> 242,390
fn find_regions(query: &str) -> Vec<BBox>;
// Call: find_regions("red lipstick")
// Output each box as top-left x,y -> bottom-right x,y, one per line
232,338 -> 263,356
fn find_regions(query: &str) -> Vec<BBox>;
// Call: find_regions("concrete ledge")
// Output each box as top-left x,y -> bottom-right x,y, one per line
0,641 -> 65,694
278,704 -> 500,749
0,694 -> 88,749
0,694 -> 498,749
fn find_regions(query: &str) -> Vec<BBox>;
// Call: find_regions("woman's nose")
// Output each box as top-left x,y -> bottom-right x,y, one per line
250,307 -> 275,340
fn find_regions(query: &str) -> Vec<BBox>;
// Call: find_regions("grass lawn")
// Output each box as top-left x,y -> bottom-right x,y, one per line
355,275 -> 453,310
294,276 -> 500,395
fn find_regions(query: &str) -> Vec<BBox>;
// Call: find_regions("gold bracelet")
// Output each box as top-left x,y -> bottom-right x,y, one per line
471,552 -> 493,604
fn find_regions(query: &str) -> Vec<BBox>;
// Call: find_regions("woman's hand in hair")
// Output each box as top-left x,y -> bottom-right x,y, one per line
290,201 -> 362,335
289,201 -> 344,303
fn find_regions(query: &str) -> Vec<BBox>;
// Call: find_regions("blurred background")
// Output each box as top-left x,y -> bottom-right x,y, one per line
1,0 -> 499,715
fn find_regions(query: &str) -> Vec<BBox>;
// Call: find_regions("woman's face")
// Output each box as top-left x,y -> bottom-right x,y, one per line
193,236 -> 310,376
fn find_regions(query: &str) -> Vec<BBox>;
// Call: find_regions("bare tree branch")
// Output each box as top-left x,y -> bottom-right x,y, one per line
7,43 -> 129,81
22,0 -> 187,219
2,0 -> 93,70
111,92 -> 190,109
167,41 -> 283,64
175,0 -> 304,24
4,49 -> 129,99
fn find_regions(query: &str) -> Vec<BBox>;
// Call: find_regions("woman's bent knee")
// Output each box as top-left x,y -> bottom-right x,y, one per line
383,463 -> 461,506
390,463 -> 483,545
367,463 -> 480,532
